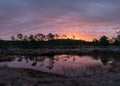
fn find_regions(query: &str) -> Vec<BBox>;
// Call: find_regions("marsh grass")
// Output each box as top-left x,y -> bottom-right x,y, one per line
0,65 -> 120,86
60,63 -> 104,77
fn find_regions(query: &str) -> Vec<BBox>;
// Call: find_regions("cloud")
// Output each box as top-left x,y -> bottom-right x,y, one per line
0,0 -> 120,40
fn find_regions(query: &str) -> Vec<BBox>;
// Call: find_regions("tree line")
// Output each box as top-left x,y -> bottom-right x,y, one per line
11,33 -> 71,41
0,32 -> 120,49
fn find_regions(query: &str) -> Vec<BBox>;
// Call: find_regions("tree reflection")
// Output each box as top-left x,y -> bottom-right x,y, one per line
1,54 -> 119,77
12,54 -> 119,74
90,54 -> 116,66
31,61 -> 37,66
46,56 -> 55,70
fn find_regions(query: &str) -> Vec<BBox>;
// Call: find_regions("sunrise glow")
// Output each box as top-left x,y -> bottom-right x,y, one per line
0,1 -> 120,85
0,0 -> 119,41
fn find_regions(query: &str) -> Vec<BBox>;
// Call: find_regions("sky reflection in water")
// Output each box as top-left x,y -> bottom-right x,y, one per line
0,54 -> 110,76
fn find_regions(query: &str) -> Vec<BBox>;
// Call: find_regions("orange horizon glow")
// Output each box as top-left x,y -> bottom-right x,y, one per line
58,33 -> 94,41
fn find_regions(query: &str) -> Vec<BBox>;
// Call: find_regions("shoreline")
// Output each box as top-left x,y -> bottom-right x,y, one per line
1,47 -> 120,56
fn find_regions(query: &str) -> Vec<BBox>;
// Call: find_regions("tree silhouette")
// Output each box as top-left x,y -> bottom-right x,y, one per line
47,33 -> 55,40
23,35 -> 29,41
2,32 -> 120,49
28,35 -> 35,41
99,36 -> 109,46
92,39 -> 99,46
111,31 -> 120,45
17,33 -> 23,41
115,31 -> 120,42
11,36 -> 15,41
62,35 -> 67,39
35,33 -> 45,41
54,34 -> 59,39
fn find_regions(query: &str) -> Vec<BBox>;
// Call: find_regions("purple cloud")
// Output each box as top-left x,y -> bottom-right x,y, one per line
0,0 -> 120,40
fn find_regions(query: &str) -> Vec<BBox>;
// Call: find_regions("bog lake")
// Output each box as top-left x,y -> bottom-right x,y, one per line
0,54 -> 118,77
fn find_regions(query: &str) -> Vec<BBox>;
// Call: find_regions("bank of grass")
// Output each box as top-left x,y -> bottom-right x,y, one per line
0,65 -> 120,86
1,47 -> 120,56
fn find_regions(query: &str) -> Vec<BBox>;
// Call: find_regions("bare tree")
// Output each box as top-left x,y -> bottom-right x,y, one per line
23,35 -> 29,41
28,35 -> 35,41
47,33 -> 55,40
35,33 -> 45,41
11,36 -> 15,41
17,33 -> 23,41
55,34 -> 59,39
62,35 -> 67,39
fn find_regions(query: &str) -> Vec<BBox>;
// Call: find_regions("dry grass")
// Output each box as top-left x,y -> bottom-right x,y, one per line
0,65 -> 120,86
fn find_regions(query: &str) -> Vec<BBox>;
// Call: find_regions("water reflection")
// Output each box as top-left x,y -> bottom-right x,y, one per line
0,54 -> 116,76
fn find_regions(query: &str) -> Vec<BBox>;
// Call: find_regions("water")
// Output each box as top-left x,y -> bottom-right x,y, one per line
0,54 -> 116,77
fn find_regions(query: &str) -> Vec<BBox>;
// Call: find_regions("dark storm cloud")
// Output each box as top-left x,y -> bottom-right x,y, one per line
0,0 -> 120,40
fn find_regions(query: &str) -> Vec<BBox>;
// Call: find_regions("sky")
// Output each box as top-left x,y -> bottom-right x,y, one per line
0,0 -> 120,41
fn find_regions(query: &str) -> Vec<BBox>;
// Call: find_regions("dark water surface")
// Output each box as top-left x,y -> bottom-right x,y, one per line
0,54 -> 116,76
